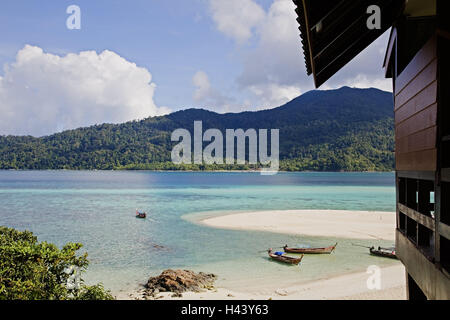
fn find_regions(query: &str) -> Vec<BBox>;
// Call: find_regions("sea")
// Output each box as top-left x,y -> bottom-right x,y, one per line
0,171 -> 398,294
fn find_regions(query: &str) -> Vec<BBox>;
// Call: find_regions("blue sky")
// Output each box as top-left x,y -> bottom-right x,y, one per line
0,0 -> 235,109
0,0 -> 392,136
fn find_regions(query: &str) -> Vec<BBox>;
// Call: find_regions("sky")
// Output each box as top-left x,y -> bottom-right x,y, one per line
0,0 -> 392,137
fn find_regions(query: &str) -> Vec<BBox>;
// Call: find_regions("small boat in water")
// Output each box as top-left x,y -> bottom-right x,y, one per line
370,246 -> 397,259
283,242 -> 337,254
136,210 -> 147,219
267,249 -> 304,265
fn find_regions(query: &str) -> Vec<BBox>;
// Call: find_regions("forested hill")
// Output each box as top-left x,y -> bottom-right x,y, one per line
0,86 -> 395,171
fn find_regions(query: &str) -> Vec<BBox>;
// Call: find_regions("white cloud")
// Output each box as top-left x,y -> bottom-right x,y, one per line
193,71 -> 212,101
249,83 -> 302,108
209,0 -> 393,109
192,70 -> 233,111
237,0 -> 308,106
319,31 -> 393,92
209,0 -> 266,44
0,45 -> 169,136
321,74 -> 393,93
192,70 -> 249,113
208,0 -> 310,107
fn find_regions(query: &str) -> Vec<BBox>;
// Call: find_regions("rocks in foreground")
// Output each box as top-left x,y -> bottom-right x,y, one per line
143,269 -> 217,299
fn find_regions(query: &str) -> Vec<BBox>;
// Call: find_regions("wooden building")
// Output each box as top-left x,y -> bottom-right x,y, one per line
293,0 -> 450,299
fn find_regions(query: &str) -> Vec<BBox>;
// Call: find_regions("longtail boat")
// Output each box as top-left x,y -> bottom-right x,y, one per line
369,246 -> 397,259
136,211 -> 147,219
267,249 -> 304,265
283,242 -> 337,254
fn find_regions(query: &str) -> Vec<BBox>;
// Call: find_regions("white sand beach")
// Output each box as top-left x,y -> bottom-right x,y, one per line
119,210 -> 405,300
200,210 -> 396,240
120,264 -> 406,300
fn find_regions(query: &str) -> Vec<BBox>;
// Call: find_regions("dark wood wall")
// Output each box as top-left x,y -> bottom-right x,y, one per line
393,28 -> 450,298
394,35 -> 437,171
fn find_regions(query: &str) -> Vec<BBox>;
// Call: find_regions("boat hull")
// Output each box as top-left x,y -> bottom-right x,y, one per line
283,243 -> 337,254
136,210 -> 147,219
369,248 -> 397,259
268,251 -> 304,265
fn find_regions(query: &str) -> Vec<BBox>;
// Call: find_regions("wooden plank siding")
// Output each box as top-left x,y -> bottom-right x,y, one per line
396,149 -> 437,171
395,35 -> 437,93
395,82 -> 437,123
394,35 -> 438,171
396,126 -> 437,154
395,61 -> 437,109
396,103 -> 437,139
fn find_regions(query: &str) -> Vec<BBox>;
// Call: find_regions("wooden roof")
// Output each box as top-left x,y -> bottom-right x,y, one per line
293,0 -> 405,87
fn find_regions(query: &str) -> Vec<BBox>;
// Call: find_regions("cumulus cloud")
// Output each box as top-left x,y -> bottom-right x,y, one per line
209,0 -> 392,109
193,71 -> 212,101
320,32 -> 393,92
209,0 -> 266,43
237,0 -> 309,106
192,70 -> 243,113
0,45 -> 169,136
248,84 -> 302,108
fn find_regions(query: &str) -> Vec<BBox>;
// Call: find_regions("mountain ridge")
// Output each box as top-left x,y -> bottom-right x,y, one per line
0,86 -> 395,171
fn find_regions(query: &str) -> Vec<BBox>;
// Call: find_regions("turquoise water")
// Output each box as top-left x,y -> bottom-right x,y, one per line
0,171 -> 398,294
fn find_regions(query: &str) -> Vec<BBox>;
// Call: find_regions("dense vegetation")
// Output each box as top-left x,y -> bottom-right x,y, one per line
0,226 -> 114,300
0,87 -> 394,171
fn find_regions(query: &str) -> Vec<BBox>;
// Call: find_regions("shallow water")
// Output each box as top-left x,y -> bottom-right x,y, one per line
0,171 -> 398,293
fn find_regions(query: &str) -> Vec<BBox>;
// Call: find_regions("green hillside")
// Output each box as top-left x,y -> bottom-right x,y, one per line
0,86 -> 395,171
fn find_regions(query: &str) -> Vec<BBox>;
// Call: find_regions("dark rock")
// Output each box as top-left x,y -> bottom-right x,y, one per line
143,269 -> 217,297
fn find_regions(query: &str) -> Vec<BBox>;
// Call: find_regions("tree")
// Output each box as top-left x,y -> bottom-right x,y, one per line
0,226 -> 114,300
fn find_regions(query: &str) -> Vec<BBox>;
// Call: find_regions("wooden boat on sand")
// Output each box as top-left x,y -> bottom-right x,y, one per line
369,246 -> 397,259
267,249 -> 304,265
283,242 -> 337,254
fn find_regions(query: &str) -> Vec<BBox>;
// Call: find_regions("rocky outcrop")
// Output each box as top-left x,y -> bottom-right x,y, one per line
143,269 -> 217,298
